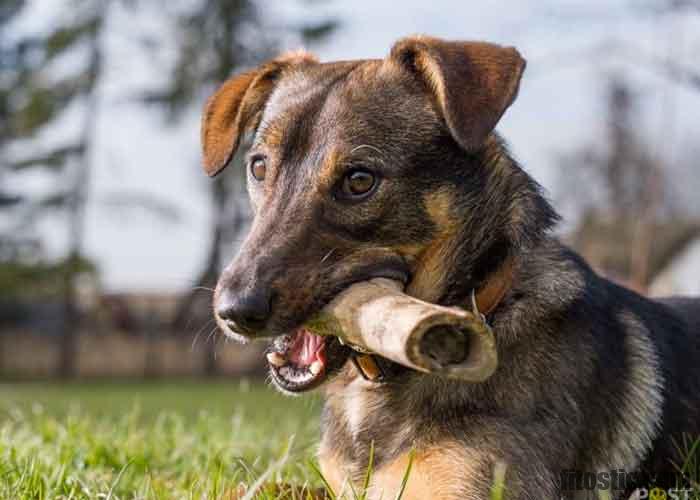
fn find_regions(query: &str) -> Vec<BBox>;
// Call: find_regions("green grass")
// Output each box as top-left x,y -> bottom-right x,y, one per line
2,381 -> 697,499
0,380 -> 323,499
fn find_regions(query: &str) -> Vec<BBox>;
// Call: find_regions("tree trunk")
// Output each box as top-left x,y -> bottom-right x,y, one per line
58,260 -> 79,378
58,6 -> 104,378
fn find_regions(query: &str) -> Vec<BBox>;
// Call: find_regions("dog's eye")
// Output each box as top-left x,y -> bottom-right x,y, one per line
250,157 -> 266,181
340,169 -> 377,199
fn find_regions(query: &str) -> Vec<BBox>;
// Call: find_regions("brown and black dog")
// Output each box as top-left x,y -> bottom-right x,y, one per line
202,36 -> 700,499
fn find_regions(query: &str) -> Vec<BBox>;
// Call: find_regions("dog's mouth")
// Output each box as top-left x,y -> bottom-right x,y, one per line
265,260 -> 409,393
266,328 -> 350,393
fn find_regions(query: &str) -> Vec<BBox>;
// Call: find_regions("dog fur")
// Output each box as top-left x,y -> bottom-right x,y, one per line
203,36 -> 700,499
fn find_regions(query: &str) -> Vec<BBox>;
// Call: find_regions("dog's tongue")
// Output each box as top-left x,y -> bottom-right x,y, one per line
289,328 -> 326,366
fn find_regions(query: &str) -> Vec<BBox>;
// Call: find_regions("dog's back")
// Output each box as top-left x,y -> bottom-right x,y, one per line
658,297 -> 700,331
637,296 -> 700,489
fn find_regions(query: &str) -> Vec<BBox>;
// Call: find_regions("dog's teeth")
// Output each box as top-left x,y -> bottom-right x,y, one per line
267,352 -> 286,367
309,361 -> 323,375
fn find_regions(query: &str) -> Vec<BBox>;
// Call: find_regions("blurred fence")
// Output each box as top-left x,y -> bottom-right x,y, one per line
0,288 -> 265,379
0,328 -> 264,379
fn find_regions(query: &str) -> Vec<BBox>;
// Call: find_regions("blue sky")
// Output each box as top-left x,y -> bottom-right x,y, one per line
6,0 -> 700,292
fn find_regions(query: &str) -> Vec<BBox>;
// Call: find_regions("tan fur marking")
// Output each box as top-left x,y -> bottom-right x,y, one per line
405,189 -> 457,302
404,237 -> 451,302
317,147 -> 341,190
257,115 -> 285,150
395,242 -> 423,264
424,188 -> 457,229
368,444 -> 478,500
318,446 -> 350,497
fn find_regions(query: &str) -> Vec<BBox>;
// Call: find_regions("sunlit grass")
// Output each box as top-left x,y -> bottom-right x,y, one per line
2,381 -> 699,499
0,380 -> 322,499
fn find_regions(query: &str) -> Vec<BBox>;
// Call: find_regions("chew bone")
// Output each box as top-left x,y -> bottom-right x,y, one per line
305,278 -> 498,381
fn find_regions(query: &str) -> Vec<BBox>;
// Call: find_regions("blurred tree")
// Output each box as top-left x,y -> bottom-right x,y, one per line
0,0 -> 28,217
561,76 -> 700,291
616,0 -> 700,94
146,0 -> 336,374
0,0 -> 108,377
537,0 -> 700,292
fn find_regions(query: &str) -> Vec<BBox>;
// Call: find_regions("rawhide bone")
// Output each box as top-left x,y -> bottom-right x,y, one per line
305,278 -> 498,382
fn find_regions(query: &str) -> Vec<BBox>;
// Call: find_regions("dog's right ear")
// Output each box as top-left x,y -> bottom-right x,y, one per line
201,51 -> 317,176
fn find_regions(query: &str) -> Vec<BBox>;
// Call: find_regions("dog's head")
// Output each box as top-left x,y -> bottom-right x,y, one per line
203,36 -> 552,393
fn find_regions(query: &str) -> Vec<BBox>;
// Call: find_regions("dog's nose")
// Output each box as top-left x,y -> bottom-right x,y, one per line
216,288 -> 272,335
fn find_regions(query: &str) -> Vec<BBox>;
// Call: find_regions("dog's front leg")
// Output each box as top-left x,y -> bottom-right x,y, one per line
320,437 -> 560,499
366,443 -> 558,500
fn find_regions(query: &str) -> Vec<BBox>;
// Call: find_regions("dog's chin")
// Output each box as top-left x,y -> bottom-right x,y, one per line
266,329 -> 351,394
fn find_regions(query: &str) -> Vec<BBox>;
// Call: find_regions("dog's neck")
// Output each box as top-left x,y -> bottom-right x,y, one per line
432,137 -> 557,311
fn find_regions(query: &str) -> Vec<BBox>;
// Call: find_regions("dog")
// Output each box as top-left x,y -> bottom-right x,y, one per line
202,36 -> 700,499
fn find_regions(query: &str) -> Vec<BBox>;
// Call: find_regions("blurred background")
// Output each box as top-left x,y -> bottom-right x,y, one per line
1,0 -> 700,380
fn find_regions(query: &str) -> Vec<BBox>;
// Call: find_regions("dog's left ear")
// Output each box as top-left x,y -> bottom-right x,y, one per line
390,36 -> 526,152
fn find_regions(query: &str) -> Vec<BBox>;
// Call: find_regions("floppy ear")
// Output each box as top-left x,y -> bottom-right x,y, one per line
201,51 -> 318,176
390,36 -> 526,152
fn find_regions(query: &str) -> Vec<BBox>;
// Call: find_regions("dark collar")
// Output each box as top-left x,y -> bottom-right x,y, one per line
351,257 -> 514,382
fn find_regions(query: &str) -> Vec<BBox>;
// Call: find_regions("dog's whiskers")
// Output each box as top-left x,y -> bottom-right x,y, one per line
204,326 -> 219,345
213,334 -> 222,360
190,320 -> 211,345
190,319 -> 215,351
321,248 -> 336,264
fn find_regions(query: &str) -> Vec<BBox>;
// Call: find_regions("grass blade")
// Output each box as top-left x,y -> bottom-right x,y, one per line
308,460 -> 337,500
106,459 -> 133,500
490,462 -> 507,500
393,448 -> 415,500
241,435 -> 294,500
361,440 -> 376,499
